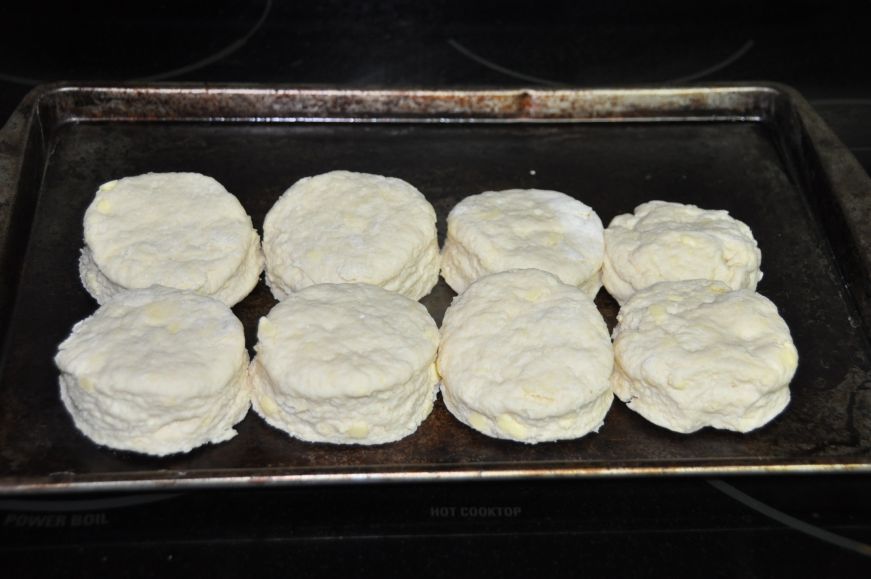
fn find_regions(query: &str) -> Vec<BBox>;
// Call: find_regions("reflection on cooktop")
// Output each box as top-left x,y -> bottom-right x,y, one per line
0,0 -> 870,93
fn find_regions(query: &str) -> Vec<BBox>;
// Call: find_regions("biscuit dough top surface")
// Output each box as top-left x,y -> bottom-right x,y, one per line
438,269 -> 613,419
603,201 -> 762,303
446,189 -> 604,287
255,283 -> 439,399
55,287 -> 246,398
613,280 -> 798,402
83,172 -> 256,295
262,171 -> 437,290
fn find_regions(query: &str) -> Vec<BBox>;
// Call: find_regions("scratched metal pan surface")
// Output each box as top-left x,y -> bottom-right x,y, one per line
1,84 -> 870,493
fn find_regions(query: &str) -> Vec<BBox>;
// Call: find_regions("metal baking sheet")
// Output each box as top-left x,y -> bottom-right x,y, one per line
1,83 -> 870,493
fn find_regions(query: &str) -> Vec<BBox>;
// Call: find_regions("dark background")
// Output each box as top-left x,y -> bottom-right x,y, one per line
2,1 -> 870,577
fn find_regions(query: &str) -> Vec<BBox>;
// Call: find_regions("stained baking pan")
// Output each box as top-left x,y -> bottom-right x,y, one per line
1,83 -> 870,493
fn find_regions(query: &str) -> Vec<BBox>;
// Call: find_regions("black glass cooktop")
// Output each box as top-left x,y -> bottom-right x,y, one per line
1,1 -> 870,577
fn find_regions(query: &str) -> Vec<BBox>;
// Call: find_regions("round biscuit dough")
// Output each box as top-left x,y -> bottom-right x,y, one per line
611,279 -> 798,433
262,171 -> 440,300
80,172 -> 264,306
437,269 -> 614,443
250,283 -> 440,445
441,189 -> 604,297
54,287 -> 251,456
602,200 -> 762,304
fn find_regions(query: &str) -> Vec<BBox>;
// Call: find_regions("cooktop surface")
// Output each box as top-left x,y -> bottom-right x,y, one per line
1,1 -> 870,577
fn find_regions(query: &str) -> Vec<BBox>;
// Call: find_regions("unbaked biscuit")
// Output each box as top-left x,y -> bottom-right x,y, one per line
611,279 -> 798,433
250,283 -> 440,444
55,287 -> 251,456
80,172 -> 263,306
602,200 -> 762,304
262,171 -> 440,300
441,189 -> 604,297
438,269 -> 613,443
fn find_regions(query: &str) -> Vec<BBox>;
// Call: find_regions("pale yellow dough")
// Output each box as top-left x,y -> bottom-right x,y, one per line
262,171 -> 440,300
80,172 -> 263,306
250,283 -> 440,445
55,287 -> 251,456
603,200 -> 762,304
611,279 -> 798,433
441,189 -> 604,297
438,269 -> 614,443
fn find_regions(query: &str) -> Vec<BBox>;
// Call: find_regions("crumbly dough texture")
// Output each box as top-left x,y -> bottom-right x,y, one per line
262,171 -> 440,300
55,287 -> 251,456
611,280 -> 798,433
438,269 -> 614,443
80,172 -> 264,306
441,189 -> 605,297
602,200 -> 762,304
250,283 -> 440,444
